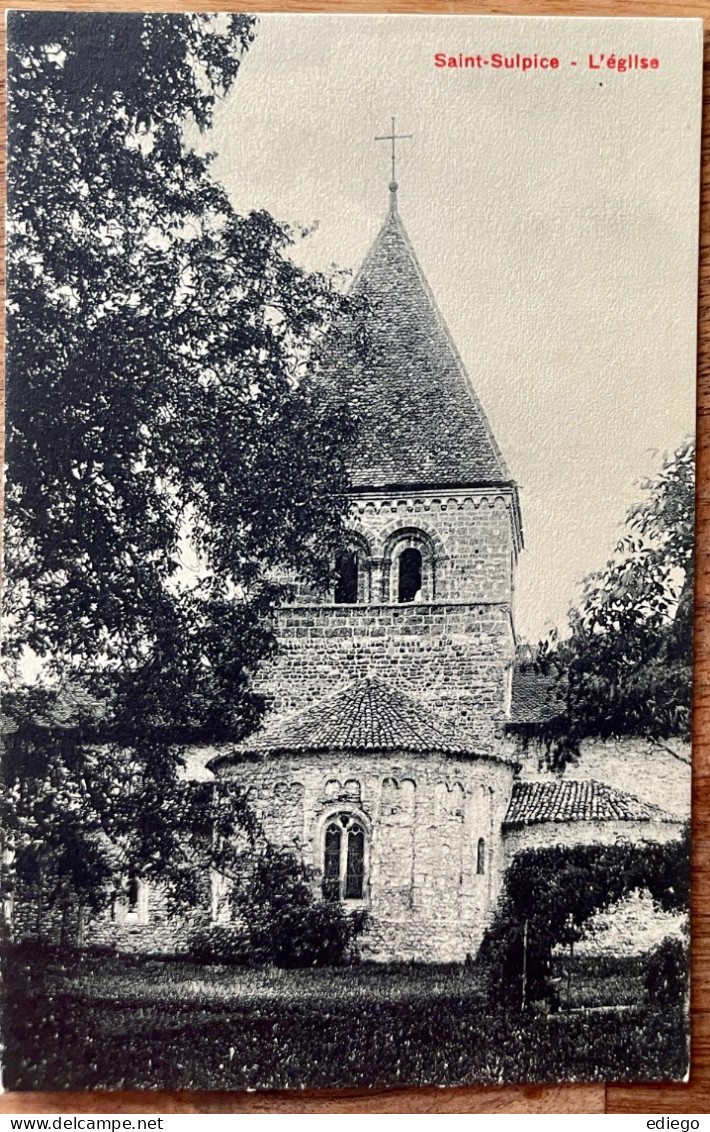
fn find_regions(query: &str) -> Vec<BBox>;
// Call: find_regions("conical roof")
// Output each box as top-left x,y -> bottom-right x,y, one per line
219,678 -> 467,758
207,678 -> 519,770
332,194 -> 510,491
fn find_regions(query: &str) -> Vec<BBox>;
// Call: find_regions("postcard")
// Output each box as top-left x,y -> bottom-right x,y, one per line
2,11 -> 701,1090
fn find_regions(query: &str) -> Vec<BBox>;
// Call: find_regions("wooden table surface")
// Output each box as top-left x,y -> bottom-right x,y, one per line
1,0 -> 708,1115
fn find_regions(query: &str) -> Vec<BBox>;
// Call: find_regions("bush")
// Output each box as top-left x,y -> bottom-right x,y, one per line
186,846 -> 370,968
478,839 -> 690,1013
187,923 -> 252,966
645,936 -> 689,1007
240,844 -> 370,967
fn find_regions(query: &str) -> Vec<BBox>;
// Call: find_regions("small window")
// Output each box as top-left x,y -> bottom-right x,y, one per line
345,823 -> 365,899
127,875 -> 140,912
323,822 -> 342,901
398,547 -> 422,603
477,838 -> 486,876
112,875 -> 150,925
335,550 -> 359,604
322,813 -> 367,901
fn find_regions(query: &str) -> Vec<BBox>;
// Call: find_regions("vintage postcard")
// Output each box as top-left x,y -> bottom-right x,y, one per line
2,11 -> 701,1090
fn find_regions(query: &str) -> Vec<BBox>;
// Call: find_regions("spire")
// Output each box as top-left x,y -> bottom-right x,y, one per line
330,204 -> 511,490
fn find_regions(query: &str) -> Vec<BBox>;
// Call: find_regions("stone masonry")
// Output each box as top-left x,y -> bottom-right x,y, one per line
71,184 -> 686,964
218,750 -> 516,962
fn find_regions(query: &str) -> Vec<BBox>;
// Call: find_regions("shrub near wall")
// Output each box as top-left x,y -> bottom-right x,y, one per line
481,837 -> 689,1010
189,846 -> 370,968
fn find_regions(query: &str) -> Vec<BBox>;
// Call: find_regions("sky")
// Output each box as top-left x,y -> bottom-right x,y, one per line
195,13 -> 701,643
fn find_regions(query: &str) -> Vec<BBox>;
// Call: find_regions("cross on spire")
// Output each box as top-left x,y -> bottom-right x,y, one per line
375,117 -> 412,207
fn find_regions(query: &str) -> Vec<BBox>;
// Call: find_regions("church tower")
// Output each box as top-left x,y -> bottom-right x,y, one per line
257,179 -> 523,745
212,177 -> 524,961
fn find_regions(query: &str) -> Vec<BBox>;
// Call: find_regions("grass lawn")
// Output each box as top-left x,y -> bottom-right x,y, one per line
2,951 -> 688,1091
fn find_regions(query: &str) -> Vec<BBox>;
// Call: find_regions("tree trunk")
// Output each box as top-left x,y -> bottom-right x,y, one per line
521,919 -> 528,1011
566,940 -> 573,1011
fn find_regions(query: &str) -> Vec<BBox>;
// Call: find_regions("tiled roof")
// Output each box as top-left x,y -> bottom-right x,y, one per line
508,669 -> 566,727
217,678 -> 471,760
325,201 -> 510,490
1,683 -> 106,736
504,779 -> 676,828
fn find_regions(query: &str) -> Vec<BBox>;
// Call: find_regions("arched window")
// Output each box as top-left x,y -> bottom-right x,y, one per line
333,535 -> 372,604
398,547 -> 422,603
477,838 -> 486,876
384,528 -> 436,603
334,549 -> 359,604
322,812 -> 367,901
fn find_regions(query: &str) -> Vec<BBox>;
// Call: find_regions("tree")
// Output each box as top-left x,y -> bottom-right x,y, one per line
235,844 -> 370,967
3,12 -> 360,935
6,12 -> 355,689
521,441 -> 694,770
1,695 -> 260,943
480,831 -> 689,1010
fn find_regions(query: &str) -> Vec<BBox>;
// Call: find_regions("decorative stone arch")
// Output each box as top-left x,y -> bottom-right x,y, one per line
435,780 -> 466,823
316,807 -> 372,905
323,777 -> 362,804
333,530 -> 372,605
381,525 -> 440,603
381,776 -> 416,823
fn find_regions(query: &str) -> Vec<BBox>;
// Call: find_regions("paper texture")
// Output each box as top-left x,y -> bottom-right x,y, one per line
2,12 -> 701,1090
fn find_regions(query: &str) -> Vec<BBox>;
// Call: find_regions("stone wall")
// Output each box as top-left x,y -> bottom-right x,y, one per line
517,736 -> 690,819
351,491 -> 519,605
292,490 -> 519,607
7,879 -> 198,955
84,883 -> 202,955
258,603 -> 514,745
220,749 -> 516,962
574,890 -> 687,957
503,816 -> 683,859
271,489 -> 519,745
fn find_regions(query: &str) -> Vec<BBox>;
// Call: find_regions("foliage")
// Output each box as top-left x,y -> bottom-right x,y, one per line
187,845 -> 370,968
6,12 -> 356,681
520,440 -> 695,770
645,936 -> 689,1007
4,12 -> 360,930
234,844 -> 370,967
186,922 -> 252,966
480,832 -> 689,1010
1,703 -> 260,938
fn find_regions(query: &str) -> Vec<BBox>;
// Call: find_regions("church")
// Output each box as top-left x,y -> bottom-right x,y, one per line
200,177 -> 684,963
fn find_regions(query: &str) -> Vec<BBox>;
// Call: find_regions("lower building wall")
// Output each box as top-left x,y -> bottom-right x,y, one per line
11,774 -> 684,963
503,818 -> 683,858
220,750 -> 516,962
8,879 -> 203,956
574,890 -> 687,957
84,885 -> 200,955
